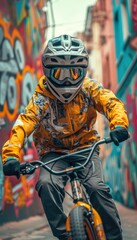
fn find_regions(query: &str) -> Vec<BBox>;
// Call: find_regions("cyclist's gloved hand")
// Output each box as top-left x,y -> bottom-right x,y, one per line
110,126 -> 130,146
3,158 -> 20,179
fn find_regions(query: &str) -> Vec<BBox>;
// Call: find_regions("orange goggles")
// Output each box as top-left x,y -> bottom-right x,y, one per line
51,67 -> 83,81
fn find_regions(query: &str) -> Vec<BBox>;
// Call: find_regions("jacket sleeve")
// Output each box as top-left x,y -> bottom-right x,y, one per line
2,93 -> 40,164
89,80 -> 129,130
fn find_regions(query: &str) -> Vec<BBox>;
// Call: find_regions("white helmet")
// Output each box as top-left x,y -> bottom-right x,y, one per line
42,34 -> 89,103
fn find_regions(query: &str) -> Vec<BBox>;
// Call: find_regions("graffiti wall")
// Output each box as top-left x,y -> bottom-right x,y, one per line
0,0 -> 47,223
103,73 -> 137,209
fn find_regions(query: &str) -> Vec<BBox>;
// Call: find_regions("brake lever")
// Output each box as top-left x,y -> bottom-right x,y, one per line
20,163 -> 37,175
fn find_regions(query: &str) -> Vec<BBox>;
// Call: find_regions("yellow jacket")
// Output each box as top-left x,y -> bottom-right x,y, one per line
2,76 -> 129,164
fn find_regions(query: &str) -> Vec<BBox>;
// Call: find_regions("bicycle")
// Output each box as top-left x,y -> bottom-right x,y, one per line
20,136 -> 113,240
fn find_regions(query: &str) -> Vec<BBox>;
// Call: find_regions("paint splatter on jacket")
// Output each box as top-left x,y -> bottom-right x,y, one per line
2,76 -> 129,164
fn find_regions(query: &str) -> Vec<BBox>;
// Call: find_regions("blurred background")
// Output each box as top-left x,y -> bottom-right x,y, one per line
0,0 -> 137,224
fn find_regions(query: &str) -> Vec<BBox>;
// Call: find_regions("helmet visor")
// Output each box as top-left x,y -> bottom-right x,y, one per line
51,67 -> 84,82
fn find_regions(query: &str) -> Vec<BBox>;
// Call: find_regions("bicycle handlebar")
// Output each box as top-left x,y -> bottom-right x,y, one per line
20,137 -> 112,176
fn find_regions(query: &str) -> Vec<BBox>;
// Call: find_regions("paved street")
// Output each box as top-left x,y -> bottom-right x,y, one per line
0,200 -> 137,240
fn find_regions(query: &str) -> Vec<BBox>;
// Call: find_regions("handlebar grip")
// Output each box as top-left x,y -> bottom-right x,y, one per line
105,136 -> 120,146
20,162 -> 27,170
105,137 -> 112,144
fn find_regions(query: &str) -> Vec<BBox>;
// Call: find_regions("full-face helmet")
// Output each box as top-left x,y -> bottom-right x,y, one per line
42,34 -> 89,103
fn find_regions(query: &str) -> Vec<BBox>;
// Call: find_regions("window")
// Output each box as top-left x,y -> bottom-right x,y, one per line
121,2 -> 129,41
103,56 -> 111,89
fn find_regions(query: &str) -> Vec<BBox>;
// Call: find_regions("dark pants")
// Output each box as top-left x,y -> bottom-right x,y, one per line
35,150 -> 123,240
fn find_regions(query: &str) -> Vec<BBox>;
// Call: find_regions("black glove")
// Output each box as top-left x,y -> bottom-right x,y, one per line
110,127 -> 129,146
3,159 -> 20,179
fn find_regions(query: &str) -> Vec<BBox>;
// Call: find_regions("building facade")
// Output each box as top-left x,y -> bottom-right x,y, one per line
103,0 -> 137,209
0,0 -> 48,223
84,0 -> 137,209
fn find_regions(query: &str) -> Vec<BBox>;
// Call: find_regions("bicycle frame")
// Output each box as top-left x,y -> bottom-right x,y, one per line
20,137 -> 112,240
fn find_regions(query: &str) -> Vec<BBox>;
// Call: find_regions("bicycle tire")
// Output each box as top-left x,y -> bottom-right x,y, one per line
70,206 -> 97,240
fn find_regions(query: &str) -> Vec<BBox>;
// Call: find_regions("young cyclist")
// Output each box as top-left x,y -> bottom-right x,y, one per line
2,35 -> 129,240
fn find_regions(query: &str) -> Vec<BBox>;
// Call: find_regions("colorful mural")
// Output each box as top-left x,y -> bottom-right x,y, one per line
132,0 -> 137,32
103,73 -> 137,209
0,0 -> 47,223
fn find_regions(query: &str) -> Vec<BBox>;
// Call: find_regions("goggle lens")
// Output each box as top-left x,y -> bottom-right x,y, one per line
52,68 -> 82,81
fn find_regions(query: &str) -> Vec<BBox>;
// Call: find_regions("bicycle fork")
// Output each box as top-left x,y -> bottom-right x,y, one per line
66,174 -> 106,240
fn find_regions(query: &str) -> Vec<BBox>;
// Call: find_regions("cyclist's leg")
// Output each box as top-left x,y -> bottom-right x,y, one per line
77,150 -> 123,240
35,152 -> 69,240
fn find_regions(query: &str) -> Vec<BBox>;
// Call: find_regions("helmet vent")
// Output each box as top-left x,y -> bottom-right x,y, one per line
70,56 -> 77,60
77,58 -> 83,62
58,55 -> 65,59
72,41 -> 79,47
51,58 -> 58,62
64,35 -> 69,40
53,40 -> 61,46
62,93 -> 71,98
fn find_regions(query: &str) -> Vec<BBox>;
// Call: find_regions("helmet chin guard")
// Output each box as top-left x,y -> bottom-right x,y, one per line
42,34 -> 89,103
47,78 -> 83,103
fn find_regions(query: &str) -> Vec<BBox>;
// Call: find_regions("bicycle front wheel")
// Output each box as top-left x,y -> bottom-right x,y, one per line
69,206 -> 97,240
